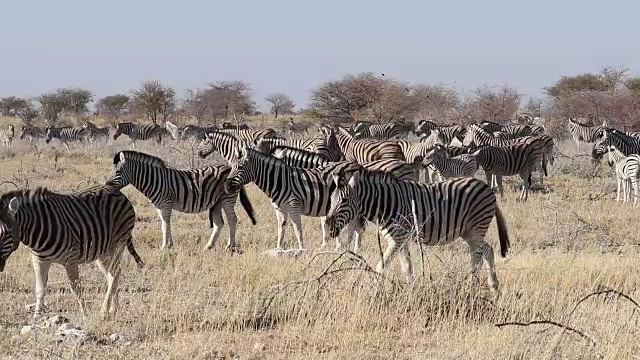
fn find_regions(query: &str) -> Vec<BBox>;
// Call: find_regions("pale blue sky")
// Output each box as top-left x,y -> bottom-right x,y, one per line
1,0 -> 638,110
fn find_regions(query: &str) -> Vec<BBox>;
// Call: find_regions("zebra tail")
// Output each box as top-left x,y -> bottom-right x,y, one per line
126,239 -> 145,268
239,186 -> 257,225
494,206 -> 510,257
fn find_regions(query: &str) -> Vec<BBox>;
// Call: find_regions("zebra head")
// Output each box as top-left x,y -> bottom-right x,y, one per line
113,122 -> 131,140
19,126 -> 27,140
591,141 -> 609,164
0,197 -> 22,272
421,144 -> 448,167
326,171 -> 363,239
44,126 -> 56,144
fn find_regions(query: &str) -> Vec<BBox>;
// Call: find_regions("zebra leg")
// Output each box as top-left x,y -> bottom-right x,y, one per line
64,263 -> 88,317
289,210 -> 305,251
398,241 -> 414,284
95,253 -> 123,319
467,237 -> 499,292
221,201 -> 240,252
616,176 -> 622,202
320,216 -> 329,249
632,177 -> 639,206
204,207 -> 224,251
156,207 -> 174,249
518,171 -> 530,202
274,208 -> 288,250
494,174 -> 505,200
31,257 -> 51,318
375,234 -> 402,274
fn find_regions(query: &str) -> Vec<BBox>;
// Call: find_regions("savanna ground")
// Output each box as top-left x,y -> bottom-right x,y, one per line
0,117 -> 638,359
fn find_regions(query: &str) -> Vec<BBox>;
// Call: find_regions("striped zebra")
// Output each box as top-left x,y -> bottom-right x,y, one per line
222,145 -> 380,252
471,138 -> 546,202
333,126 -> 405,163
0,185 -> 144,319
479,121 -> 533,139
105,151 -> 257,251
181,125 -> 219,142
395,132 -> 445,181
81,121 -> 110,143
19,125 -> 47,144
436,124 -> 466,145
353,123 -> 406,140
592,129 -> 640,159
45,126 -> 90,149
217,128 -> 277,146
0,125 -> 14,146
324,170 -> 510,291
423,144 -> 479,182
113,122 -> 168,148
414,120 -> 439,136
198,131 -> 246,164
256,136 -> 335,161
603,144 -> 640,205
568,118 -> 606,149
271,145 -> 417,251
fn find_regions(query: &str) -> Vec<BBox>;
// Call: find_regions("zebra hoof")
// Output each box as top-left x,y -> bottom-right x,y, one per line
225,245 -> 243,255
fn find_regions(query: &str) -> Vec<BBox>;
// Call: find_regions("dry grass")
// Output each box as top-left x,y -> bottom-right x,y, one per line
0,133 -> 637,360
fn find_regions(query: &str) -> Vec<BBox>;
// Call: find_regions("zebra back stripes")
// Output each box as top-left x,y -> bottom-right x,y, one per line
333,126 -> 405,163
353,123 -> 406,140
568,118 -> 606,146
592,129 -> 640,159
81,121 -> 109,142
45,126 -> 90,148
606,146 -> 640,205
217,128 -> 277,146
113,122 -> 167,147
423,144 -> 479,181
106,150 -> 256,250
0,125 -> 14,146
19,125 -> 46,143
415,120 -> 439,136
0,185 -> 143,319
257,137 -> 333,161
325,171 -> 510,290
181,125 -> 218,141
479,121 -> 533,139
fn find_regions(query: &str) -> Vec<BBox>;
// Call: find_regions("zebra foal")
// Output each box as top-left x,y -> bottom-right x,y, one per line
0,185 -> 143,319
423,144 -> 479,181
105,151 -> 257,250
602,144 -> 640,205
325,170 -> 510,291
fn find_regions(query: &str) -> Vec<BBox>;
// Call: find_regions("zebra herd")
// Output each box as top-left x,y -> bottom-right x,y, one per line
2,115 -> 635,321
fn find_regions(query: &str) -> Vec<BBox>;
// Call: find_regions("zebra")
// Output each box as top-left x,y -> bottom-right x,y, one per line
198,130 -> 247,164
181,125 -> 219,142
395,132 -> 445,181
479,121 -> 533,139
436,124 -> 466,145
333,126 -> 405,163
105,150 -> 257,251
423,144 -> 479,182
414,120 -> 440,136
19,125 -> 47,144
81,121 -> 110,143
215,128 -> 277,146
568,118 -> 606,150
222,144 -> 385,253
603,144 -> 640,205
113,122 -> 168,148
324,170 -> 510,291
256,136 -> 335,161
353,123 -> 406,140
45,126 -> 90,149
0,185 -> 144,319
0,125 -> 14,146
271,145 -> 417,251
471,138 -> 546,202
592,129 -> 640,159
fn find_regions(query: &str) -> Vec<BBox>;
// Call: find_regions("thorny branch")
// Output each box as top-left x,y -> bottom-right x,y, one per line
495,320 -> 598,348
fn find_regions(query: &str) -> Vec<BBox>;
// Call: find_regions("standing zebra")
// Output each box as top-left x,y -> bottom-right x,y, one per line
353,123 -> 406,140
325,170 -> 510,291
81,121 -> 110,143
0,125 -> 14,146
423,144 -> 479,182
181,125 -> 219,142
198,130 -> 246,164
45,126 -> 90,149
217,128 -> 277,146
592,129 -> 640,158
414,120 -> 440,136
436,124 -> 466,145
471,138 -> 546,202
333,126 -> 405,163
568,118 -> 606,150
113,122 -> 168,148
479,121 -> 533,139
603,144 -> 640,205
19,125 -> 47,144
105,151 -> 257,250
256,136 -> 335,161
0,185 -> 144,319
164,121 -> 184,141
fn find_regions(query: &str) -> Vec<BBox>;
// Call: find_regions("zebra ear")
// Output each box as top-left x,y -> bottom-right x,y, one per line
332,174 -> 342,188
347,171 -> 360,188
119,152 -> 126,164
7,197 -> 20,215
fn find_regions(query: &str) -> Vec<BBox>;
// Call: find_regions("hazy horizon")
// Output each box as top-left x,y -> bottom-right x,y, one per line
2,0 -> 639,111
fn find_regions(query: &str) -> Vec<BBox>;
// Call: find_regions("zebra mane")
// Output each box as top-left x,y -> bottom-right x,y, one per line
114,151 -> 166,168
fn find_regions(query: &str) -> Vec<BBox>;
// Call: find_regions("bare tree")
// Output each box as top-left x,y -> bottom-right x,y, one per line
12,98 -> 39,125
469,84 -> 522,122
209,81 -> 255,118
96,94 -> 129,123
60,87 -> 94,115
265,93 -> 295,118
131,80 -> 175,123
0,96 -> 20,116
37,90 -> 69,124
412,83 -> 460,123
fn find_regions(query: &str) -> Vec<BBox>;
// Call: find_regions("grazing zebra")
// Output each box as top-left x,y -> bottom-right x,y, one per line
19,125 -> 47,144
471,138 -> 546,202
333,126 -> 405,163
113,122 -> 167,148
479,121 -> 533,139
221,122 -> 249,130
81,121 -> 110,143
216,128 -> 277,146
423,144 -> 479,182
0,185 -> 144,319
0,125 -> 14,146
353,123 -> 406,140
603,145 -> 640,205
414,120 -> 439,136
568,118 -> 606,149
223,145 -> 381,252
105,151 -> 257,250
324,171 -> 510,291
181,125 -> 218,142
45,126 -> 90,149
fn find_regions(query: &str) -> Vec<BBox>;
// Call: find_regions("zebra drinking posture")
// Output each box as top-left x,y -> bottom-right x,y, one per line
20,125 -> 47,144
568,118 -> 606,150
0,185 -> 144,319
45,126 -> 90,149
113,122 -> 168,148
325,170 -> 510,291
0,125 -> 14,146
106,151 -> 257,250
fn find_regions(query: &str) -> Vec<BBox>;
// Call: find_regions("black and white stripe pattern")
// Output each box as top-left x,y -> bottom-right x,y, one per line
333,126 -> 405,163
0,125 -> 14,146
436,125 -> 466,145
324,171 -> 510,291
217,128 -> 277,146
181,125 -> 219,142
105,151 -> 257,251
113,122 -> 167,148
256,137 -> 334,161
45,126 -> 90,149
603,145 -> 640,205
353,123 -> 406,140
568,118 -> 606,148
198,131 -> 245,164
423,144 -> 478,181
0,185 -> 143,319
414,120 -> 440,136
19,125 -> 46,143
592,129 -> 640,160
81,121 -> 110,143
479,121 -> 533,139
471,138 -> 546,202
